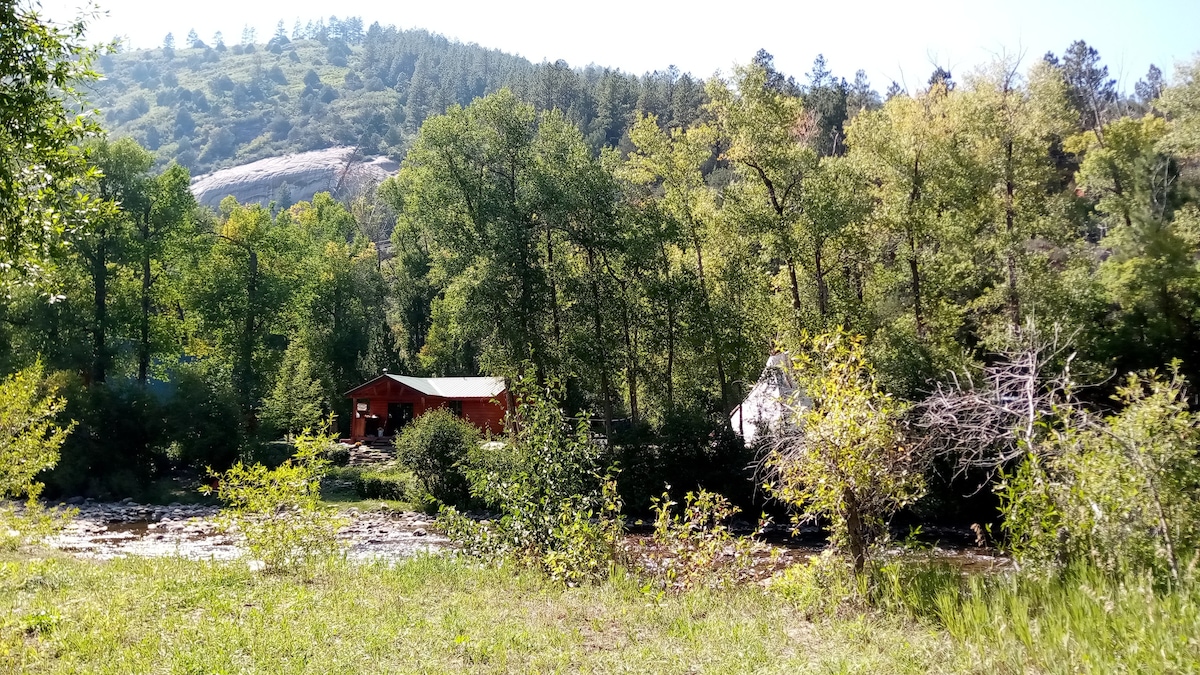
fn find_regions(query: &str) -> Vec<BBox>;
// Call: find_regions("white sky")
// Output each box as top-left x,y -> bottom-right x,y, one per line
40,0 -> 1200,91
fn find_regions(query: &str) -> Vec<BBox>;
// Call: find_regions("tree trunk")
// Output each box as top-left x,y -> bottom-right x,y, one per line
690,225 -> 730,419
1005,139 -> 1020,329
138,224 -> 152,386
620,297 -> 639,426
787,259 -> 802,310
91,227 -> 108,385
908,229 -> 925,338
906,155 -> 925,337
241,249 -> 259,432
814,245 -> 828,318
843,487 -> 867,574
661,244 -> 675,413
666,286 -> 675,414
546,221 -> 560,349
588,250 -> 613,439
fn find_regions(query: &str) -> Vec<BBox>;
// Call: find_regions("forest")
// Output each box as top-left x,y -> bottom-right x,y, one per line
17,16 -> 1195,516
4,2 -> 1200,670
88,16 -> 718,175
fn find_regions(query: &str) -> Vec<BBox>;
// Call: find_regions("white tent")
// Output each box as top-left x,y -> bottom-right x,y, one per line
730,353 -> 810,446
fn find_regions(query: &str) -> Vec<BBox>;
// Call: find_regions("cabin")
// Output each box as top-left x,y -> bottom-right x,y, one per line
343,373 -> 508,442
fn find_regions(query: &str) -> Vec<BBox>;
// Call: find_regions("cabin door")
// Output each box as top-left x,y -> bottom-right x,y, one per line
386,402 -> 413,435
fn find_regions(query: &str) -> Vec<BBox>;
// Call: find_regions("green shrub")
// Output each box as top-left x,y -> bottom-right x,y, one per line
635,488 -> 768,591
992,366 -> 1200,581
324,444 -> 350,467
771,551 -> 862,618
767,329 -> 926,573
202,430 -> 346,573
439,370 -> 623,586
354,469 -> 416,501
395,408 -> 480,506
0,362 -> 75,550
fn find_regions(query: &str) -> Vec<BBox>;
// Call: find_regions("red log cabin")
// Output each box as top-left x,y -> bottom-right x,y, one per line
343,373 -> 508,441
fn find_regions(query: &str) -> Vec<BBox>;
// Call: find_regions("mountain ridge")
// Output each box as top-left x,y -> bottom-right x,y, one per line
89,18 -> 716,176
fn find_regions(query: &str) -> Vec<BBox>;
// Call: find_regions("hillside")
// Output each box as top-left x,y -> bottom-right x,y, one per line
87,18 -> 722,175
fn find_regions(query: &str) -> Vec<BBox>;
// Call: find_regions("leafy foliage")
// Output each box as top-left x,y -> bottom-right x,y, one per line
260,341 -> 327,439
202,430 -> 346,572
1016,368 -> 1200,580
0,362 -> 70,501
635,488 -> 769,591
439,370 -> 623,585
0,361 -> 73,549
768,329 -> 926,571
395,408 -> 480,506
0,2 -> 105,287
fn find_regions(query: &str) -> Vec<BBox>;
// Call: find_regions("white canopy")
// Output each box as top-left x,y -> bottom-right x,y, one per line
730,353 -> 810,446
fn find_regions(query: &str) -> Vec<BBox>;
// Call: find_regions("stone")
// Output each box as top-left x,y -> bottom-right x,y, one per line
190,147 -> 399,209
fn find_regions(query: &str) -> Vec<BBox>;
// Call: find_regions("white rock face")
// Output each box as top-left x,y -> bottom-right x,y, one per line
190,146 -> 400,208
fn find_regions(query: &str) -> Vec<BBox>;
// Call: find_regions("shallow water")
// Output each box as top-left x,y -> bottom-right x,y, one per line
45,502 -> 449,562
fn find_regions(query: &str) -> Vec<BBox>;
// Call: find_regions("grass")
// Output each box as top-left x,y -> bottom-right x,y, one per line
3,548 -> 1197,673
938,566 -> 1200,673
0,552 -> 950,674
3,524 -> 1197,673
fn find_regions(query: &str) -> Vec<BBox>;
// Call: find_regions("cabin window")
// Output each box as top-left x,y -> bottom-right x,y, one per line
356,400 -> 369,413
449,400 -> 463,417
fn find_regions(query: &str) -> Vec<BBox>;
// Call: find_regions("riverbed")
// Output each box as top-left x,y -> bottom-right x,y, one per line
33,500 -> 1009,577
44,501 -> 448,561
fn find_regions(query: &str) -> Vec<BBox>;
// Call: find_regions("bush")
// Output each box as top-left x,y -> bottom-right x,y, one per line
771,551 -> 863,618
767,329 -> 926,573
48,378 -> 166,498
439,370 -> 623,585
202,431 -> 346,573
1010,367 -> 1200,580
633,488 -> 768,591
395,408 -> 480,506
354,469 -> 416,501
159,362 -> 243,472
323,444 -> 350,467
0,362 -> 74,550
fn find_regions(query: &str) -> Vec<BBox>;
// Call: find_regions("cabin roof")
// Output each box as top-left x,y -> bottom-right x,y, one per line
344,373 -> 506,399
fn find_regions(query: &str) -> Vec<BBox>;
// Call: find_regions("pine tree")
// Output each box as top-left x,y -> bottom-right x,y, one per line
261,342 -> 327,439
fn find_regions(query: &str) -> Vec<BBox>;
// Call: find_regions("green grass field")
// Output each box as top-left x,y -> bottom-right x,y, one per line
1,552 -> 950,674
4,549 -> 1197,674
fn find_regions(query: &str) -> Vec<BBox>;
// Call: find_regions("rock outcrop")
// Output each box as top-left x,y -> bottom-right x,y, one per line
189,147 -> 399,208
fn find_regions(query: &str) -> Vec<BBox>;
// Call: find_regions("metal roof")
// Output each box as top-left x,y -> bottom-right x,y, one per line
385,374 -> 506,399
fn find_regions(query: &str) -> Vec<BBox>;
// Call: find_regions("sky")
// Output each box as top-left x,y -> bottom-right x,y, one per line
40,0 -> 1200,93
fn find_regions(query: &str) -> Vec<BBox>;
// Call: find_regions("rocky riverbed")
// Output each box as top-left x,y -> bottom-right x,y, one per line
21,500 -> 1009,578
42,500 -> 449,562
